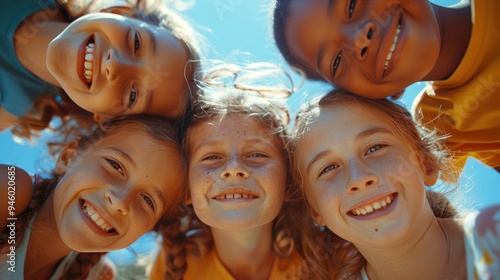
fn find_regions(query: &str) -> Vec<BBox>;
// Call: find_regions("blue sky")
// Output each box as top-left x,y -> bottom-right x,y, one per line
0,0 -> 498,265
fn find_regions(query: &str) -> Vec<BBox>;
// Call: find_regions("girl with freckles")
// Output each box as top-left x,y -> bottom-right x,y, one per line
0,115 -> 185,280
289,88 -> 500,279
150,62 -> 330,279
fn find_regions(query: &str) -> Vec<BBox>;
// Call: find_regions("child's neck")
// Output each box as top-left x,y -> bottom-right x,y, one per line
424,2 -> 472,82
15,8 -> 68,87
360,217 -> 466,280
24,192 -> 72,280
211,223 -> 276,280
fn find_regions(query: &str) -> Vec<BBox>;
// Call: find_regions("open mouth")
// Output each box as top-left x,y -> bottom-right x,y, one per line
349,193 -> 396,216
81,200 -> 116,234
214,193 -> 257,200
80,36 -> 95,88
383,21 -> 401,75
212,187 -> 259,201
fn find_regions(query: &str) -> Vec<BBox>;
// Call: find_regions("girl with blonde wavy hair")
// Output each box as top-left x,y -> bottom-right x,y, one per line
150,62 -> 331,279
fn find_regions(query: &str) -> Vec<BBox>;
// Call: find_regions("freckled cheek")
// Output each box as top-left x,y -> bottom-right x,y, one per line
189,167 -> 214,210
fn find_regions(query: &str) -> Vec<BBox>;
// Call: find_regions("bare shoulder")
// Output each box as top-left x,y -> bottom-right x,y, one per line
0,164 -> 33,230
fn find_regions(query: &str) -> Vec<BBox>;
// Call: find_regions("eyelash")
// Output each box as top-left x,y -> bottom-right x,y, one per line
366,144 -> 386,155
319,164 -> 339,177
248,152 -> 267,158
128,86 -> 137,108
141,194 -> 155,210
133,32 -> 141,54
202,155 -> 221,161
106,158 -> 123,174
348,0 -> 357,19
332,51 -> 342,79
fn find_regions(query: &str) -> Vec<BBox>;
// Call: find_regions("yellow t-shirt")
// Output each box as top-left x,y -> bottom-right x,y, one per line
150,247 -> 304,279
412,0 -> 500,170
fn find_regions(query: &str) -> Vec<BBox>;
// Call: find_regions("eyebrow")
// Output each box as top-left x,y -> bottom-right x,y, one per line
317,0 -> 337,76
317,43 -> 327,74
153,188 -> 166,212
327,0 -> 335,16
109,147 -> 136,169
305,127 -> 392,174
146,27 -> 157,54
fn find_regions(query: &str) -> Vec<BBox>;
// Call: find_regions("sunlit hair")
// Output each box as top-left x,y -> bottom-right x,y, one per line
1,115 -> 183,279
272,0 -> 325,82
158,62 -> 330,279
289,88 -> 460,279
12,0 -> 201,142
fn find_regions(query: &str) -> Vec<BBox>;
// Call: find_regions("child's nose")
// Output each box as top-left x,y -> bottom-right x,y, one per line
220,159 -> 250,179
353,22 -> 375,61
106,190 -> 130,215
104,49 -> 134,81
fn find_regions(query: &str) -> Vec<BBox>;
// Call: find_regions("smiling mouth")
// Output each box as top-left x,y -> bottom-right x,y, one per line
212,187 -> 260,201
214,193 -> 257,200
349,193 -> 395,216
83,37 -> 95,88
81,201 -> 115,233
383,22 -> 401,75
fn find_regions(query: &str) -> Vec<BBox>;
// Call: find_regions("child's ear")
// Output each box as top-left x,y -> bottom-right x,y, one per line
55,140 -> 79,174
424,168 -> 439,186
100,6 -> 134,17
310,208 -> 326,227
93,113 -> 114,124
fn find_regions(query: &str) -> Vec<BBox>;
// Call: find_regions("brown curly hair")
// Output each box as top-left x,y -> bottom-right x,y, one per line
1,114 -> 182,279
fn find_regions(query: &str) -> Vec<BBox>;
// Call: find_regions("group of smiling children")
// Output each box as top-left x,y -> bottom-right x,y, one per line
1,0 -> 499,279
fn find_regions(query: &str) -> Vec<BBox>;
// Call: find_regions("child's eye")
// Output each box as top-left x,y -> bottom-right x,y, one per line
202,155 -> 221,161
106,159 -> 123,174
128,86 -> 137,108
348,0 -> 357,19
141,194 -> 155,210
366,144 -> 386,155
248,152 -> 267,158
331,51 -> 342,79
134,32 -> 141,54
319,164 -> 339,177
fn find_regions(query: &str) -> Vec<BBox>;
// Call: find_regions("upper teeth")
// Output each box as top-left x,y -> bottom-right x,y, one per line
84,40 -> 94,86
82,202 -> 114,232
215,193 -> 254,200
350,195 -> 393,216
383,24 -> 400,73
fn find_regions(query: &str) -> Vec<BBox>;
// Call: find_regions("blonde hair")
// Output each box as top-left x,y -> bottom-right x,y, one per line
289,88 -> 460,279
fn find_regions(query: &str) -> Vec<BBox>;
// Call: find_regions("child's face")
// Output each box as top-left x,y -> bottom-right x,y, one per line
53,122 -> 184,252
47,13 -> 190,119
284,0 -> 440,98
296,102 -> 434,247
187,115 -> 287,231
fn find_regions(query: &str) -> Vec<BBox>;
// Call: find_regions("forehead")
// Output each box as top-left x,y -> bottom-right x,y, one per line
285,0 -> 331,70
142,24 -> 190,117
298,102 -> 396,151
188,115 -> 283,149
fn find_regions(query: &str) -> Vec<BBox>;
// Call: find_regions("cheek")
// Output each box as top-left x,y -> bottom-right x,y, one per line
189,167 -> 215,209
